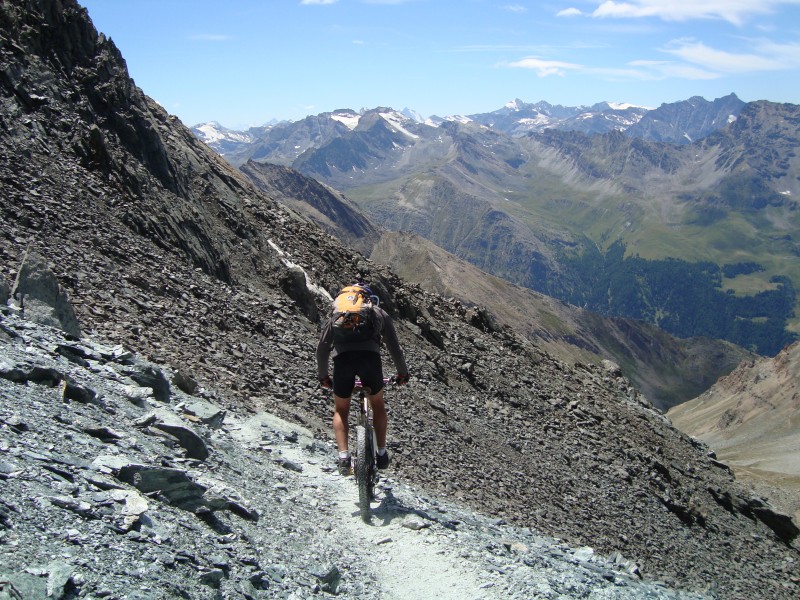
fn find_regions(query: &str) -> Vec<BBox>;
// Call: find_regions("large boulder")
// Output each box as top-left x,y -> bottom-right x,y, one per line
11,252 -> 81,338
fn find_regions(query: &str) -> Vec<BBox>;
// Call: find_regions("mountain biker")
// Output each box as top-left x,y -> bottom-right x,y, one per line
316,283 -> 410,476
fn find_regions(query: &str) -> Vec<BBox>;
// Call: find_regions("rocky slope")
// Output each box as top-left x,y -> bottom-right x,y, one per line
1,0 -> 799,598
624,94 -> 744,144
239,160 -> 380,257
3,307 -> 710,599
669,342 -> 800,521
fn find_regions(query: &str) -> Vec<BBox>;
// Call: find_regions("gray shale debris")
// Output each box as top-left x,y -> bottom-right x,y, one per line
1,304 -> 712,599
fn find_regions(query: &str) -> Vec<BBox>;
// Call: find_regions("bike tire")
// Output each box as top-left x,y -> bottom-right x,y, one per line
355,424 -> 372,522
367,431 -> 377,502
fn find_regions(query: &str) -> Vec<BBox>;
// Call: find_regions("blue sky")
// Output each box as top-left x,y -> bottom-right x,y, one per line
79,0 -> 800,129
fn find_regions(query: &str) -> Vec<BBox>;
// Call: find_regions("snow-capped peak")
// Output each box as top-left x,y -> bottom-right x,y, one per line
401,107 -> 425,123
192,122 -> 253,144
379,111 -> 419,139
330,112 -> 361,130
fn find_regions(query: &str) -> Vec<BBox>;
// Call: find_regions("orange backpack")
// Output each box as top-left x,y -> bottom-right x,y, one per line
331,285 -> 376,343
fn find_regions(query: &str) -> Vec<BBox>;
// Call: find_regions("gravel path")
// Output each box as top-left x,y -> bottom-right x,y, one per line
230,406 -> 705,600
278,447 -> 492,599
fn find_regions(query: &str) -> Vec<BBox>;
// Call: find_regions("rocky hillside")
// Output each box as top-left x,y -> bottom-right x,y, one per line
1,0 -> 799,598
669,342 -> 800,521
3,306 -> 709,599
239,160 -> 380,257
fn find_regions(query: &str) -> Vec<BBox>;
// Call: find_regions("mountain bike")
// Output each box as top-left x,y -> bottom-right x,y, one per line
352,377 -> 390,523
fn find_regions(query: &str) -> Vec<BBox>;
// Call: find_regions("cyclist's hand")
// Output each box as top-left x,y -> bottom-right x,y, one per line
320,375 -> 332,389
395,373 -> 410,386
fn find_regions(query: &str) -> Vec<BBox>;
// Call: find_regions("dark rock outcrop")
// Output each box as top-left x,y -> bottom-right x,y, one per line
241,160 -> 382,257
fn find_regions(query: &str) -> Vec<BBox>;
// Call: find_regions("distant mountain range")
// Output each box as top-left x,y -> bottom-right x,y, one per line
193,93 -> 745,160
193,93 -> 799,358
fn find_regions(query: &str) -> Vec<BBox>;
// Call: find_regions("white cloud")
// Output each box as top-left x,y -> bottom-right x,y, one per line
300,0 -> 338,4
594,60 -> 720,80
503,4 -> 528,12
557,7 -> 584,17
590,0 -> 799,26
753,39 -> 800,67
506,57 -> 583,76
664,38 -> 800,72
506,53 -> 722,81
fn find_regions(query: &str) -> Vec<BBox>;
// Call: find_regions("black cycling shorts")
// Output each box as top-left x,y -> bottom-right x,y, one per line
332,351 -> 385,398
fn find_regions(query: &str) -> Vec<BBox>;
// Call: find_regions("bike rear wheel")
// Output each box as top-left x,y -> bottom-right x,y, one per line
355,424 -> 374,522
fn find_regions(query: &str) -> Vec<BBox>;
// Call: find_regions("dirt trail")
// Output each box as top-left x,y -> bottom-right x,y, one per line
228,411 -> 709,600
280,443 -> 496,600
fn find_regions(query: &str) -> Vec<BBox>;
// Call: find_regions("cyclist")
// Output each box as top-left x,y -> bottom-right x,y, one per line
316,283 -> 410,475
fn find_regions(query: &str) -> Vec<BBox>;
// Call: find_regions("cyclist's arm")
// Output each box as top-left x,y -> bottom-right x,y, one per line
381,312 -> 409,376
316,319 -> 333,380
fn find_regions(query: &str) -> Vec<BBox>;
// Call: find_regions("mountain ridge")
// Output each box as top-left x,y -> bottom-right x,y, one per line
207,96 -> 799,356
194,93 -> 745,152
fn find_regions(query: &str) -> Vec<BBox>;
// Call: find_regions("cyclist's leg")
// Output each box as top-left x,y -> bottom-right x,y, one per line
368,388 -> 387,449
359,352 -> 387,449
332,353 -> 357,454
333,395 -> 351,453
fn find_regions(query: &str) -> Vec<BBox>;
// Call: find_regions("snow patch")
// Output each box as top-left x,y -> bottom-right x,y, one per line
401,107 -> 425,122
331,113 -> 361,130
194,123 -> 253,144
379,112 -> 419,139
606,102 -> 648,111
267,239 -> 333,301
517,115 -> 551,127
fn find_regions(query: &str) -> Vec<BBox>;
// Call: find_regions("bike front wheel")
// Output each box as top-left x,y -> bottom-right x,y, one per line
355,424 -> 373,522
